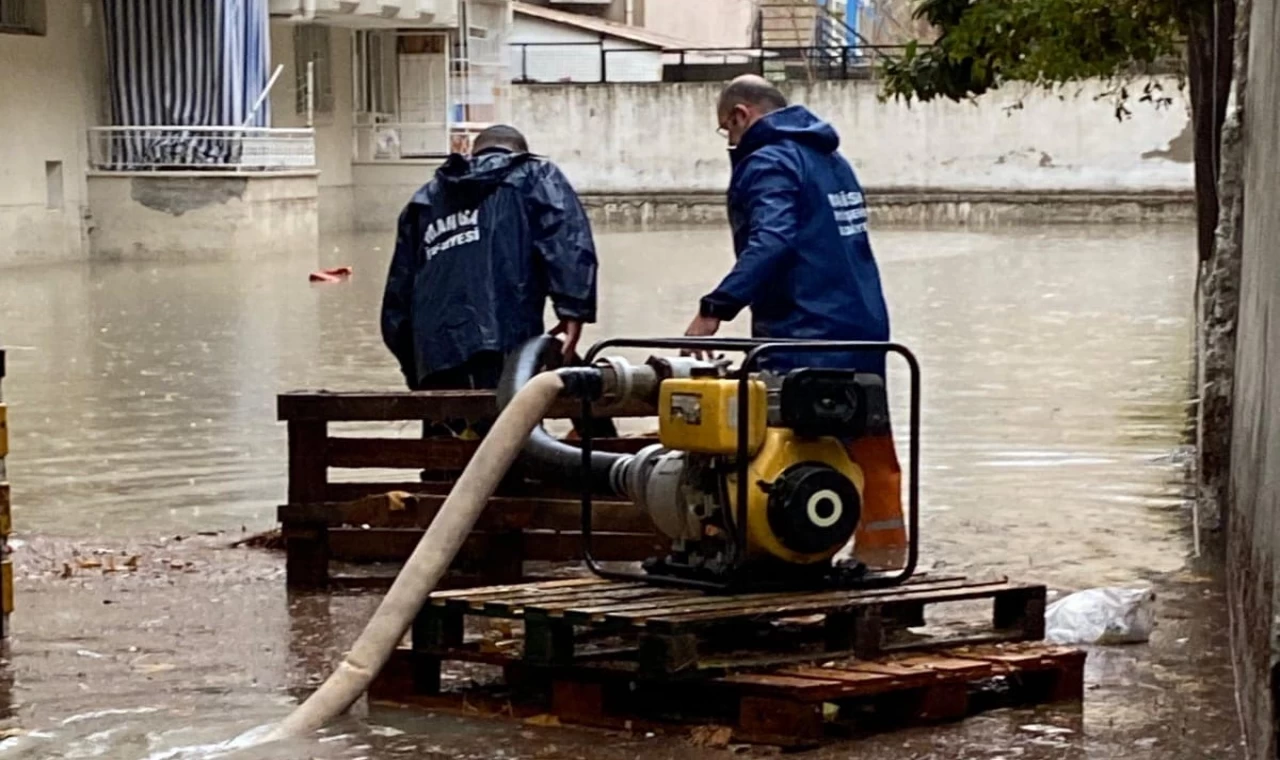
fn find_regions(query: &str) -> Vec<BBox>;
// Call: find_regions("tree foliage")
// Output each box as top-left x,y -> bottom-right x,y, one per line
880,0 -> 1190,114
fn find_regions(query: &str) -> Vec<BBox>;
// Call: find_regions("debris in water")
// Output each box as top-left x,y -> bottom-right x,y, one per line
231,529 -> 284,551
1019,724 -> 1074,736
1045,586 -> 1156,644
61,706 -> 160,724
524,714 -> 561,727
310,266 -> 354,283
75,649 -> 106,660
690,725 -> 733,748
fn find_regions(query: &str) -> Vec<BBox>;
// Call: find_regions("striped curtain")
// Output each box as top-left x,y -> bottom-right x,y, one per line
101,0 -> 272,168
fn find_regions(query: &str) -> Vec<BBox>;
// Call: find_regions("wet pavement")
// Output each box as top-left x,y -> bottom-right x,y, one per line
0,223 -> 1242,758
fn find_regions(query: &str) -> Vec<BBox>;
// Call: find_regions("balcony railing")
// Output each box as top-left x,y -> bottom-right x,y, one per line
508,43 -> 913,84
88,126 -> 317,172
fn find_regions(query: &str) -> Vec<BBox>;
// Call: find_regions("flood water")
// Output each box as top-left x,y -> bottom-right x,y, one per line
0,224 -> 1242,758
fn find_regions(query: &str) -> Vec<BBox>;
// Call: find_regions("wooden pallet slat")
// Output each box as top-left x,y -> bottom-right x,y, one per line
368,637 -> 1086,747
640,579 -> 1029,631
590,575 -> 978,626
324,528 -> 664,566
279,494 -> 652,533
278,389 -> 656,422
325,436 -> 653,470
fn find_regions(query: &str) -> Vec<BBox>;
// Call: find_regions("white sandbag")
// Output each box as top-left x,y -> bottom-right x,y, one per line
1044,586 -> 1156,645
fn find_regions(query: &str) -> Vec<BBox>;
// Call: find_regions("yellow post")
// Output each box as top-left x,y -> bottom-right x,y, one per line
0,347 -> 12,637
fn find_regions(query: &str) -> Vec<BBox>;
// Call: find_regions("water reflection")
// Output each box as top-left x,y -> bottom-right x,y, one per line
0,223 -> 1229,759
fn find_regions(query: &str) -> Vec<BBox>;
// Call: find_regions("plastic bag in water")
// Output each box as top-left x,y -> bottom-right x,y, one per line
1044,587 -> 1156,645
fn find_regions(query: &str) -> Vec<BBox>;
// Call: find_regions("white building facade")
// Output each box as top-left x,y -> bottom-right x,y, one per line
0,0 -> 513,264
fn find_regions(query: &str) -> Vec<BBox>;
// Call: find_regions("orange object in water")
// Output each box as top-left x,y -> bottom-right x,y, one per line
309,266 -> 354,283
847,433 -> 908,570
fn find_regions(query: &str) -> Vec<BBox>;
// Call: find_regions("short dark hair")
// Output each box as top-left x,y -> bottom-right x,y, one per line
472,124 -> 529,154
718,76 -> 788,115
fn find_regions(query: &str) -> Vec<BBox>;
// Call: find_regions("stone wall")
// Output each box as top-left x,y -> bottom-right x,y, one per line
1227,0 -> 1280,755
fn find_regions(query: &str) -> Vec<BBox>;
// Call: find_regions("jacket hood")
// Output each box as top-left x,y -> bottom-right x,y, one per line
423,149 -> 533,198
734,105 -> 840,162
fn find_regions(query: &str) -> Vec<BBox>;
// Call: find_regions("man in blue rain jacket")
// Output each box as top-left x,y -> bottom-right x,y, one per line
381,125 -> 598,438
684,75 -> 890,376
685,76 -> 907,569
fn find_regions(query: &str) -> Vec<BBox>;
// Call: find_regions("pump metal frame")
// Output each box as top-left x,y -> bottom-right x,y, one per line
578,338 -> 921,593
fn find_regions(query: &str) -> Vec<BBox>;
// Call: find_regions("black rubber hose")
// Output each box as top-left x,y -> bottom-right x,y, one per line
497,335 -> 629,496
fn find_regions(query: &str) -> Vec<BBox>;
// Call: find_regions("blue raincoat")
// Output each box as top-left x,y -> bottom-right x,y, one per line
381,149 -> 598,387
699,105 -> 891,374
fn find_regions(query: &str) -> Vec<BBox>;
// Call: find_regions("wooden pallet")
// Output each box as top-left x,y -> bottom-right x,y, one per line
405,575 -> 1046,688
277,390 -> 662,588
370,642 -> 1084,747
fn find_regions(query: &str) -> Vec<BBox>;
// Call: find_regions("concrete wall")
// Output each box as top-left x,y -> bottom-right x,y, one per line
270,22 -> 357,232
352,162 -> 441,231
511,78 -> 1195,195
86,173 -> 319,260
0,1 -> 104,266
1228,0 -> 1280,754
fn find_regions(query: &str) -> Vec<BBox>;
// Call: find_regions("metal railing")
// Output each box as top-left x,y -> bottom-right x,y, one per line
87,126 -> 317,172
509,43 -> 913,84
353,121 -> 449,162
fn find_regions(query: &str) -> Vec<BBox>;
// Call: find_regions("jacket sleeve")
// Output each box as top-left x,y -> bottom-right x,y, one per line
699,155 -> 801,321
380,205 -> 418,385
527,163 -> 599,323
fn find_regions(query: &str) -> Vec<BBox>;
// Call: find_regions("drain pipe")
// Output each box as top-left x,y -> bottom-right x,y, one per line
267,367 -> 592,740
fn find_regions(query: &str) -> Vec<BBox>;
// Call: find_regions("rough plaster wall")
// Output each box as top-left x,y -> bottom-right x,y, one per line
0,1 -> 104,265
86,175 -> 319,261
511,79 -> 1195,195
1228,0 -> 1280,754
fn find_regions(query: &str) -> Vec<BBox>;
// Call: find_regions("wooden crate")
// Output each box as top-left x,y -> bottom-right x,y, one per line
370,639 -> 1083,747
278,390 -> 661,589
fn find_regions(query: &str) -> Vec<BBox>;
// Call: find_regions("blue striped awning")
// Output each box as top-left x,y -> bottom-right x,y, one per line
102,0 -> 272,167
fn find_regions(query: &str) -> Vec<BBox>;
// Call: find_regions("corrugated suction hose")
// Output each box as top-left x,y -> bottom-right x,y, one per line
266,370 -> 567,740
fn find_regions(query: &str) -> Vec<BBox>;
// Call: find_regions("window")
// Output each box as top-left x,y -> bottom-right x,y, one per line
0,0 -> 45,35
45,161 -> 63,211
294,24 -> 334,116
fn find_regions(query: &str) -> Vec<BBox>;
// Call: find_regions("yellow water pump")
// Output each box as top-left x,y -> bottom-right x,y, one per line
592,346 -> 902,588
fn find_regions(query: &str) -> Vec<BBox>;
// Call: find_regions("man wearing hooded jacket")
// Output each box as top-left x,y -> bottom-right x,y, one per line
381,125 -> 598,439
684,76 -> 906,570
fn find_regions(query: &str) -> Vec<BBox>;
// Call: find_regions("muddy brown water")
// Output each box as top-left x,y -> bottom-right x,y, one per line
0,224 -> 1241,758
